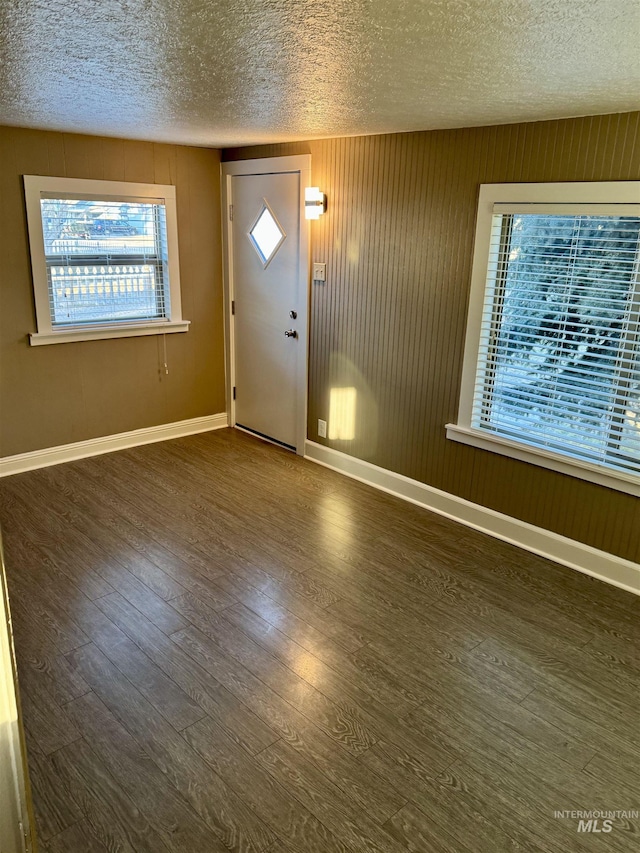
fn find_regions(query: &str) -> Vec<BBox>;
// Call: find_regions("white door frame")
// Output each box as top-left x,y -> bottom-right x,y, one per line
221,155 -> 311,455
0,541 -> 35,853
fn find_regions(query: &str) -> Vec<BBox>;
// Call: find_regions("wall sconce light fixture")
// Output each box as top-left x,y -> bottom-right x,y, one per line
305,187 -> 327,220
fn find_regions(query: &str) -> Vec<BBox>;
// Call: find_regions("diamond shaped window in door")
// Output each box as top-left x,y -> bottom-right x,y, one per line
249,202 -> 286,267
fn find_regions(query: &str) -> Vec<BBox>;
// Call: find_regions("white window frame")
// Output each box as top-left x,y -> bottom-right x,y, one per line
447,181 -> 640,497
24,175 -> 189,345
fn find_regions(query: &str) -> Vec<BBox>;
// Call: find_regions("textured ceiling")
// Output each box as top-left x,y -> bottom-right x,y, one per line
1,0 -> 639,147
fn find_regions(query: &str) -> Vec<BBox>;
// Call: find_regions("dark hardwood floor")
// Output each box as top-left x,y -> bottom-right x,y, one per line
1,427 -> 638,852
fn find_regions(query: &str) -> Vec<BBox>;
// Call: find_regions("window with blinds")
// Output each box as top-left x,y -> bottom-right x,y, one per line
448,182 -> 640,496
24,176 -> 189,346
41,198 -> 169,326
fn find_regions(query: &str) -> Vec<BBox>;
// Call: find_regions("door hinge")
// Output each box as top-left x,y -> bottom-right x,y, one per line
233,386 -> 236,400
231,300 -> 235,315
229,204 -> 234,221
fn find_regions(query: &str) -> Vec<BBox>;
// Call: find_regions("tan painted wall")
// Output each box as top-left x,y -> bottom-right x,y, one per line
0,127 -> 226,458
225,112 -> 640,563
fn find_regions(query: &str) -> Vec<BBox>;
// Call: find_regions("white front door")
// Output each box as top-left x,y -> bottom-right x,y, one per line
225,157 -> 310,451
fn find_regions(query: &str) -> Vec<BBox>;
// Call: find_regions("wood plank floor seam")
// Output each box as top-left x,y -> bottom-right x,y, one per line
516,686 -> 537,705
43,819 -> 85,847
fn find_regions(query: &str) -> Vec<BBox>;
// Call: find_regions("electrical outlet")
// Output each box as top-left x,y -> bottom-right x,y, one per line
318,418 -> 327,438
313,263 -> 326,282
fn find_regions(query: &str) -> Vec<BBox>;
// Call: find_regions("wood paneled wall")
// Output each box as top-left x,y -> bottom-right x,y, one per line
0,127 -> 225,457
225,113 -> 640,562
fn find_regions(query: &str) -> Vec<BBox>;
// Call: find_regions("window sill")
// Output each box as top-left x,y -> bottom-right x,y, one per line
29,320 -> 190,346
445,423 -> 640,498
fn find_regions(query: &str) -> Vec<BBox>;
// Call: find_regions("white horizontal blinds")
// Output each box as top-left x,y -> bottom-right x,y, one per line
472,211 -> 640,475
40,198 -> 169,326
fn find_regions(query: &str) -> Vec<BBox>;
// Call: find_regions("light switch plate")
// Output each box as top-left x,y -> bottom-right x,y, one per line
313,263 -> 326,282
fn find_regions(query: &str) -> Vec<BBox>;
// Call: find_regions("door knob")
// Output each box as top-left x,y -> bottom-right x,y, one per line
284,329 -> 298,338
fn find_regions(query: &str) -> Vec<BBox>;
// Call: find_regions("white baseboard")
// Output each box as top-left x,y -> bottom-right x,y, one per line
0,414 -> 228,477
305,440 -> 640,597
